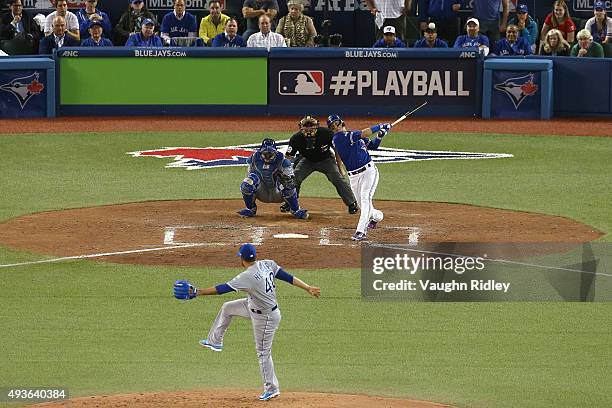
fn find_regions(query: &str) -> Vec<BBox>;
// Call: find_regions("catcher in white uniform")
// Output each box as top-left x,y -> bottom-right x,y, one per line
173,243 -> 320,401
328,114 -> 391,241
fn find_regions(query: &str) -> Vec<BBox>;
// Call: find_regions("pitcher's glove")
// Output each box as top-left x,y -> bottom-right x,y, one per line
174,280 -> 198,300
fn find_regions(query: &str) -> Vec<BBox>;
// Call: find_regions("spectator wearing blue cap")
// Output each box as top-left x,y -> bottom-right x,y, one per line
125,18 -> 162,47
416,0 -> 462,45
372,25 -> 406,47
413,22 -> 448,47
493,24 -> 531,55
113,0 -> 157,46
507,4 -> 537,53
81,19 -> 112,46
76,0 -> 111,41
211,18 -> 246,47
585,1 -> 612,44
160,0 -> 197,46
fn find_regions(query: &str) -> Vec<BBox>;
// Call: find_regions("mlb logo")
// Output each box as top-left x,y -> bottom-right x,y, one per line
278,70 -> 324,95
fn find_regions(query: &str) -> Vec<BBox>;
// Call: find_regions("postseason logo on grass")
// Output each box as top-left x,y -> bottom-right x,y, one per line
128,141 -> 512,170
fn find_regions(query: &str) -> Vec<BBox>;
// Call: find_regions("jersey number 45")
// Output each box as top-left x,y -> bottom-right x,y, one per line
265,272 -> 276,293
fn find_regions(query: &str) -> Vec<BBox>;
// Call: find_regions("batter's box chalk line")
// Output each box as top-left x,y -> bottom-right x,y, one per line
163,225 -> 421,247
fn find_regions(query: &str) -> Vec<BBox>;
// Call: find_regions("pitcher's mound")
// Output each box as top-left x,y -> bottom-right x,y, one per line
24,389 -> 455,408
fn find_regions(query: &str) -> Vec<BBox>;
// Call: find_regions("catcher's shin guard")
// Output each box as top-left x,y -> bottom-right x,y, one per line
240,174 -> 259,210
282,188 -> 300,213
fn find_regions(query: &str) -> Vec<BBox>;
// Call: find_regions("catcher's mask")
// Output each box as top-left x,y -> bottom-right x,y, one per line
299,115 -> 319,137
327,114 -> 344,130
260,138 -> 278,163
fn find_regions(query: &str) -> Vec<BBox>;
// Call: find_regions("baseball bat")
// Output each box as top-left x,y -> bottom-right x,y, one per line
390,101 -> 428,127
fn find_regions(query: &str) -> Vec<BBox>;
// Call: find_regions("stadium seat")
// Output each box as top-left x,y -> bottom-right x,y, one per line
603,42 -> 612,58
0,37 -> 34,55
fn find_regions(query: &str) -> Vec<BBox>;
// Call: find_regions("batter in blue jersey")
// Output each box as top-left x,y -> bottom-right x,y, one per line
329,115 -> 390,241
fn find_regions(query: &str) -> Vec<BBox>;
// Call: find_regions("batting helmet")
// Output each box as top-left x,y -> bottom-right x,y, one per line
327,114 -> 344,129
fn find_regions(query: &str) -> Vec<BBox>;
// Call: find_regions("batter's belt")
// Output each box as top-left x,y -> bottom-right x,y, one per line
348,162 -> 373,176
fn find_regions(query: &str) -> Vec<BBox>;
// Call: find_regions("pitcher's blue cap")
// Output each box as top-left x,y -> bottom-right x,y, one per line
237,243 -> 256,261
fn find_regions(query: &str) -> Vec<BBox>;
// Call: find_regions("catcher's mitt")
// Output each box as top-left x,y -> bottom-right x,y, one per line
174,280 -> 197,300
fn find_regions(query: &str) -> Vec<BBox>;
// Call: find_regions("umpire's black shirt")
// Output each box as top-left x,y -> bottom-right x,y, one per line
286,127 -> 334,162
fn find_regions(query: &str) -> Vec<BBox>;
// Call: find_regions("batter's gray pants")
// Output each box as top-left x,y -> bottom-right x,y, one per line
294,157 -> 356,206
207,298 -> 281,394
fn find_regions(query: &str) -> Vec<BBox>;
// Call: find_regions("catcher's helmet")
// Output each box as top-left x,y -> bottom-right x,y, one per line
259,138 -> 278,163
260,138 -> 277,150
327,114 -> 344,129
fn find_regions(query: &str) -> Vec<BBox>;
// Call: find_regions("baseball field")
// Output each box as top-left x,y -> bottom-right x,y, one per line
0,117 -> 611,408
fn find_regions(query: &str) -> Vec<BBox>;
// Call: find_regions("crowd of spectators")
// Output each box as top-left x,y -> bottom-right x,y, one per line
0,0 -> 611,58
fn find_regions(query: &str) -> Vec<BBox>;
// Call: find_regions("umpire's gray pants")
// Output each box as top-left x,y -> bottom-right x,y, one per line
207,298 -> 281,393
294,157 -> 356,206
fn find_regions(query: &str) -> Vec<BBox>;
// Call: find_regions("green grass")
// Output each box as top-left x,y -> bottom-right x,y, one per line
1,263 -> 610,408
0,131 -> 611,408
1,132 -> 610,237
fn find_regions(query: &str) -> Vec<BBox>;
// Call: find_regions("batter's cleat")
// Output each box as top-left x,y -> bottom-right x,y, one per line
199,339 -> 223,352
292,209 -> 309,220
351,232 -> 367,241
279,202 -> 290,213
258,391 -> 280,401
367,219 -> 378,229
348,202 -> 359,214
237,207 -> 257,218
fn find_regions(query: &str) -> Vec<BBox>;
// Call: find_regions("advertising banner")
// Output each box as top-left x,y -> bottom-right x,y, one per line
269,48 -> 481,116
57,48 -> 267,106
491,69 -> 541,119
0,69 -> 47,118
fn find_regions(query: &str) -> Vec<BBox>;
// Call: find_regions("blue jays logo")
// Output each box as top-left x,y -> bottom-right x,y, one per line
494,73 -> 539,109
0,72 -> 45,109
129,141 -> 512,170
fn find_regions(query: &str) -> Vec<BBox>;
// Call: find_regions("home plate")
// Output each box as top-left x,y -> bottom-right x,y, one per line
273,233 -> 309,239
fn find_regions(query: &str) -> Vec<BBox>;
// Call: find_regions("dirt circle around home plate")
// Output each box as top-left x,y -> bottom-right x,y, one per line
0,199 -> 602,269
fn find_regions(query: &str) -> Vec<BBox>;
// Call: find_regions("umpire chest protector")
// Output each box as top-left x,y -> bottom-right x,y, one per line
287,127 -> 335,162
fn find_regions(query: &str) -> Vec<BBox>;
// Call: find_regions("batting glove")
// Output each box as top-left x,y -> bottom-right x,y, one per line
380,123 -> 391,131
174,280 -> 198,300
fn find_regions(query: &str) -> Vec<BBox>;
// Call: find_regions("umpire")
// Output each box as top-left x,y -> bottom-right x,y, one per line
281,115 -> 358,214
